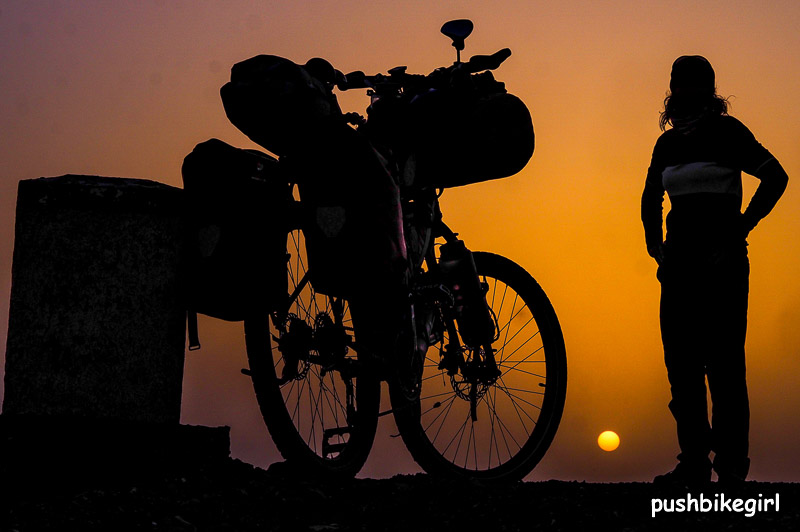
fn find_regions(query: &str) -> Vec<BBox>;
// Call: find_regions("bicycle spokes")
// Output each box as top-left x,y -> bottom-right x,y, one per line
392,252 -> 566,479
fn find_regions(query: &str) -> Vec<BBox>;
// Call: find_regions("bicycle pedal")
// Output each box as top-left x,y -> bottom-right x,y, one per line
322,426 -> 352,457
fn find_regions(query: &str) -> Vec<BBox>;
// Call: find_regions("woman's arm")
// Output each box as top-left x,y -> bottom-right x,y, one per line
642,147 -> 667,264
741,158 -> 789,236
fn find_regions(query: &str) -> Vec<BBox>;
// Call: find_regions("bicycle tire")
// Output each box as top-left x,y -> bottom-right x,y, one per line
391,251 -> 566,481
243,229 -> 381,478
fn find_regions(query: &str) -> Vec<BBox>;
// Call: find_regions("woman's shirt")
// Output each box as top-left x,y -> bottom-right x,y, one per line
641,115 -> 775,253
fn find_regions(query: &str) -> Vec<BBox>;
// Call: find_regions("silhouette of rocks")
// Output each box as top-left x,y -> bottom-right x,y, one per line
2,460 -> 797,531
0,414 -> 230,492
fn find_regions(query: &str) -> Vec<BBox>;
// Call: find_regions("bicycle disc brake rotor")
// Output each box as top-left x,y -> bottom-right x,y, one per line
450,347 -> 495,400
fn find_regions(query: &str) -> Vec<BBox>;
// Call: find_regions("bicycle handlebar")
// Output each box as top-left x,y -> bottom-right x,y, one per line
465,48 -> 511,74
335,48 -> 512,92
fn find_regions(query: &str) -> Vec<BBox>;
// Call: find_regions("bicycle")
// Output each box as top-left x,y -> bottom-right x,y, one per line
187,19 -> 567,482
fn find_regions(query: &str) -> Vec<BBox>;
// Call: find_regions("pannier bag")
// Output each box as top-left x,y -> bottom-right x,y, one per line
408,89 -> 534,189
182,138 -> 292,322
220,55 -> 342,157
291,123 -> 408,300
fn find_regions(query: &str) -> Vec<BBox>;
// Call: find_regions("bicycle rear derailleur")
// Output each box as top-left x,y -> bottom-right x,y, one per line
276,312 -> 354,384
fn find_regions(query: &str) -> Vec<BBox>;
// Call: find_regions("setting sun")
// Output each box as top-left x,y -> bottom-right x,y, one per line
598,431 -> 620,452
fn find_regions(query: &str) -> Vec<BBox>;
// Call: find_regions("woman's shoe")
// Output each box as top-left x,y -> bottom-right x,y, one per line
653,462 -> 711,489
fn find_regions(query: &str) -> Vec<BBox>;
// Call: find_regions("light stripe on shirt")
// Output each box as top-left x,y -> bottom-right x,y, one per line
662,162 -> 742,197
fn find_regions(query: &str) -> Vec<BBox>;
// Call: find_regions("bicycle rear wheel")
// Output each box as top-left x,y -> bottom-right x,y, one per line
391,251 -> 566,481
244,229 -> 380,478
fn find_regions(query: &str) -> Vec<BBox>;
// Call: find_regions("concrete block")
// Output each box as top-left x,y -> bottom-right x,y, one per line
3,175 -> 186,424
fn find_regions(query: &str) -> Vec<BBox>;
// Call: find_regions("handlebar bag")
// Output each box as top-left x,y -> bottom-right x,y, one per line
182,138 -> 292,321
410,90 -> 534,189
220,55 -> 342,157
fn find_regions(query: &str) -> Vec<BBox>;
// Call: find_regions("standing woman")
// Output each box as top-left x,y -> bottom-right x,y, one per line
642,55 -> 788,486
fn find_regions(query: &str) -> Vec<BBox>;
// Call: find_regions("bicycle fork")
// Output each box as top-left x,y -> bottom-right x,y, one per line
427,222 -> 500,421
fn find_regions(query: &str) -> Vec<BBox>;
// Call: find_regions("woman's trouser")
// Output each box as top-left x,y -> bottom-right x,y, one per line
659,247 -> 751,479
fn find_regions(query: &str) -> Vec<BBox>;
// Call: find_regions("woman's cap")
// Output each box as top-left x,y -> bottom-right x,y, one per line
670,55 -> 715,94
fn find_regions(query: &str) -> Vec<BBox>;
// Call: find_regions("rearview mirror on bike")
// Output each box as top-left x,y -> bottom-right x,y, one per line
441,19 -> 474,62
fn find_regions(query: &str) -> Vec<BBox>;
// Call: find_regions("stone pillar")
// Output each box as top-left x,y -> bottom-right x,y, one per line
3,175 -> 186,424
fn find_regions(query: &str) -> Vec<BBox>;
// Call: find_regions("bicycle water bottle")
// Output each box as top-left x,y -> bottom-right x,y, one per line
438,240 -> 495,346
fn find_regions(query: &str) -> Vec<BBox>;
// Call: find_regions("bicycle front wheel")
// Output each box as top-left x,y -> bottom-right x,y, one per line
243,229 -> 381,478
391,251 -> 567,481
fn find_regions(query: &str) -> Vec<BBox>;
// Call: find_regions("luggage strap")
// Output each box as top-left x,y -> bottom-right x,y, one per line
187,310 -> 201,351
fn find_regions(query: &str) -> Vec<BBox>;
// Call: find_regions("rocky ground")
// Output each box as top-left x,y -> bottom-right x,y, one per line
1,458 -> 798,531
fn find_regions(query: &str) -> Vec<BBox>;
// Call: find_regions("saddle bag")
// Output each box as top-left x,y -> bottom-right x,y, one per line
220,55 -> 342,157
182,138 -> 292,322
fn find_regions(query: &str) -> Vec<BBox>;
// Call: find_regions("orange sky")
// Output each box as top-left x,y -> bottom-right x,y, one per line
1,1 -> 799,482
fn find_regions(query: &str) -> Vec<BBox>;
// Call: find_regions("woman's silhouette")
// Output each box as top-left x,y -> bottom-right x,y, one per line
641,56 -> 788,487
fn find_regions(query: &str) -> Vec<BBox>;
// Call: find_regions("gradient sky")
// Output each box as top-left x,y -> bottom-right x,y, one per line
1,1 -> 799,482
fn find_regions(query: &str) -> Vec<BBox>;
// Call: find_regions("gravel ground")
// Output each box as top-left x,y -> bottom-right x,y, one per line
2,459 -> 798,531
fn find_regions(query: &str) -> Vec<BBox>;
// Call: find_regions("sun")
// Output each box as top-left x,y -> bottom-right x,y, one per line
598,430 -> 620,452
